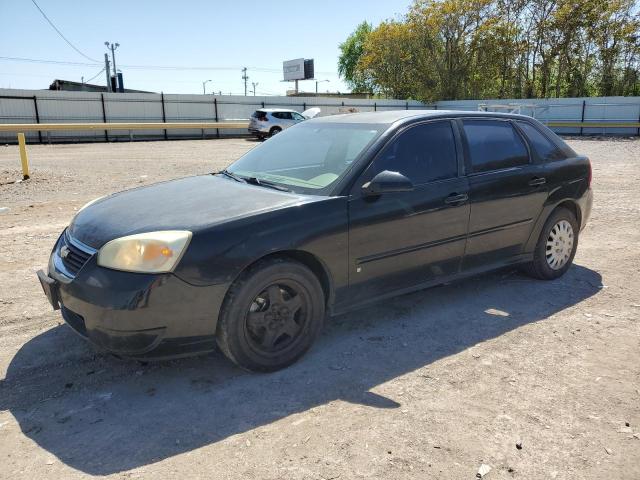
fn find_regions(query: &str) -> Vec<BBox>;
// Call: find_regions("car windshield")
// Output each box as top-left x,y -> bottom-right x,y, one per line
227,122 -> 383,194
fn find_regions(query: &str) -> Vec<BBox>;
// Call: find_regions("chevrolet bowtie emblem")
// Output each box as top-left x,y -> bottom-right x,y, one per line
60,245 -> 70,259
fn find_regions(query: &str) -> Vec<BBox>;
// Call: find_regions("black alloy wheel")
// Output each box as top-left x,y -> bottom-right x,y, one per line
216,258 -> 325,372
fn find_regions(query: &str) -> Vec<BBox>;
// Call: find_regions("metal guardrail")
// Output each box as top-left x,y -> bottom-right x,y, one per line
0,122 -> 249,132
545,121 -> 640,128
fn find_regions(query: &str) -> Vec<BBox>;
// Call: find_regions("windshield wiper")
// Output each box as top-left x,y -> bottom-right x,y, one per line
218,170 -> 291,192
217,169 -> 246,183
245,177 -> 291,192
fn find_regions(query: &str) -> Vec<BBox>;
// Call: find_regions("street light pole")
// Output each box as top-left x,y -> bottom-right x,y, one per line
104,41 -> 120,89
251,82 -> 259,96
315,79 -> 330,94
202,79 -> 212,94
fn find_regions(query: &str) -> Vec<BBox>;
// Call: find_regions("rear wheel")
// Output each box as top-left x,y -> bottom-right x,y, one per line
523,207 -> 578,280
216,258 -> 325,372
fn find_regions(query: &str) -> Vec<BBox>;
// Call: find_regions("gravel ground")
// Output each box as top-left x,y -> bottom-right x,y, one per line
0,137 -> 638,480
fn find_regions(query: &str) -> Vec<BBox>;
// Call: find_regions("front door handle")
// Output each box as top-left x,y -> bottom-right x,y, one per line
529,177 -> 546,187
445,193 -> 468,205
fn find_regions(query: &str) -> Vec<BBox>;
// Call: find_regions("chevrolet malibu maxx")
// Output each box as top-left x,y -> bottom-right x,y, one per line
38,111 -> 592,372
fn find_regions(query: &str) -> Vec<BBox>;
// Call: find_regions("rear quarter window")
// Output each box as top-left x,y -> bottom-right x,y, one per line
252,110 -> 267,120
516,121 -> 567,161
462,120 -> 529,173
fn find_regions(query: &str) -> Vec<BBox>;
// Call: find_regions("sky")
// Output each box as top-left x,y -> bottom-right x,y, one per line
0,0 -> 412,95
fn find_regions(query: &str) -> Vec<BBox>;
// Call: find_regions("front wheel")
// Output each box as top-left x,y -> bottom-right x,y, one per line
269,127 -> 282,137
523,207 -> 578,280
216,258 -> 325,372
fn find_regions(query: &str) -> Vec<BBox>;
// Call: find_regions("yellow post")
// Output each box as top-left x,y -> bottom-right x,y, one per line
17,132 -> 30,180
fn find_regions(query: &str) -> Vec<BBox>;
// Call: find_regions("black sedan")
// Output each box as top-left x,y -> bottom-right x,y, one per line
38,110 -> 592,371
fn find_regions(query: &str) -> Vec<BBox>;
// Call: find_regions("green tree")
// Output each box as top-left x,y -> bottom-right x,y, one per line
337,21 -> 375,93
359,21 -> 419,99
340,0 -> 640,100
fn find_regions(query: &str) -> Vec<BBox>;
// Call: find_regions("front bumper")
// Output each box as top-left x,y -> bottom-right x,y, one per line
38,231 -> 229,359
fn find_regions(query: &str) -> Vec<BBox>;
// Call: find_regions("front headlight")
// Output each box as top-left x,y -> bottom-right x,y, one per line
97,230 -> 192,273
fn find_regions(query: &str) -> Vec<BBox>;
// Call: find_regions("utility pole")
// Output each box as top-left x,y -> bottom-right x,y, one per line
104,41 -> 120,89
251,82 -> 258,96
104,53 -> 112,92
242,67 -> 249,96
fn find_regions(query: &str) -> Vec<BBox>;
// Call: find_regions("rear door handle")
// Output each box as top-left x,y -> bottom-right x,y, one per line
529,177 -> 546,187
445,193 -> 468,205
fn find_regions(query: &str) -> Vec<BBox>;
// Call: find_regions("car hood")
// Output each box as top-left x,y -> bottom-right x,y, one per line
68,175 -> 317,248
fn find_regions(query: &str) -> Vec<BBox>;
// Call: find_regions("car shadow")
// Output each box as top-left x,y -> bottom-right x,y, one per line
0,265 -> 602,475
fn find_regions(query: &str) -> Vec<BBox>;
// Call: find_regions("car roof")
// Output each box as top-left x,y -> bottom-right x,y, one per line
308,109 -> 534,125
256,108 -> 298,113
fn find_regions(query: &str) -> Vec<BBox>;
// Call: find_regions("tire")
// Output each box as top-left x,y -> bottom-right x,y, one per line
216,258 -> 325,372
269,127 -> 282,137
523,207 -> 579,280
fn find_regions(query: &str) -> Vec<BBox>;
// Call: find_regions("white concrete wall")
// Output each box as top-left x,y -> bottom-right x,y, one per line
437,96 -> 640,136
1,88 -> 638,142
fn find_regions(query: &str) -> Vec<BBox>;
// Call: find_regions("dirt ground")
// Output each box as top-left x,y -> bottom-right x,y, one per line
0,137 -> 638,480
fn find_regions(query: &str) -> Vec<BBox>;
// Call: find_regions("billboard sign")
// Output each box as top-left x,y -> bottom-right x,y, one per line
304,59 -> 314,80
283,58 -> 305,81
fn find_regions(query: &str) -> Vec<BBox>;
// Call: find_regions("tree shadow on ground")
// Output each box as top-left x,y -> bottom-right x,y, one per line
0,265 -> 602,475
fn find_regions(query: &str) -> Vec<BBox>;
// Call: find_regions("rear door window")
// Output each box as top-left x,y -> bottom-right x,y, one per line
374,121 -> 458,184
462,120 -> 529,173
516,121 -> 566,161
273,112 -> 293,120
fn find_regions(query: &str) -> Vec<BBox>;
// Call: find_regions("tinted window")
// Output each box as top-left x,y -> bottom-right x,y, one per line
252,110 -> 267,120
463,120 -> 529,173
273,112 -> 293,120
374,121 -> 458,184
292,112 -> 305,121
516,121 -> 565,161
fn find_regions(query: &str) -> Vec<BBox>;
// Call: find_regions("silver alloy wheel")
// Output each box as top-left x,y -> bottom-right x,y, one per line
546,220 -> 574,270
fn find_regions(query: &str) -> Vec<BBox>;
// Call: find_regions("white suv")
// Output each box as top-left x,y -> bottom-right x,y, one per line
248,108 -> 320,139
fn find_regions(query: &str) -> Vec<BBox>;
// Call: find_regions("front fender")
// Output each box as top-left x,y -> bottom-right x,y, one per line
173,198 -> 349,295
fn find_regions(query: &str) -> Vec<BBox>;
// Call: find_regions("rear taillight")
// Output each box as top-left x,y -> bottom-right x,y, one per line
259,117 -> 268,122
587,160 -> 592,187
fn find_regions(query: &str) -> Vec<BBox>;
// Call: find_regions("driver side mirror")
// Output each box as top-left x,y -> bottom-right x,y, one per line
361,170 -> 414,196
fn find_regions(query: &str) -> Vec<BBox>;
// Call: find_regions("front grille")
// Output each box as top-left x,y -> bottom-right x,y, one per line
60,233 -> 94,275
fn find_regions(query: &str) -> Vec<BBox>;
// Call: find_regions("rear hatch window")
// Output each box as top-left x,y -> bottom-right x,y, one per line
252,110 -> 268,120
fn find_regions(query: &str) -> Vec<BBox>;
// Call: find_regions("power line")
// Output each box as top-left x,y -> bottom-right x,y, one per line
29,0 -> 99,62
85,67 -> 105,83
0,56 -> 98,67
0,56 -> 338,75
